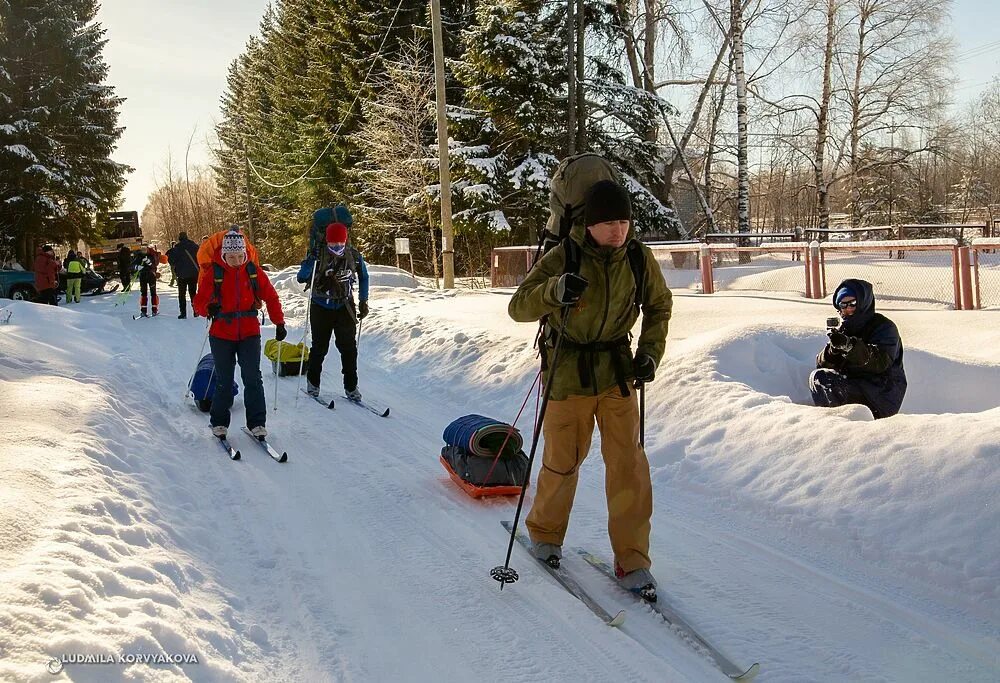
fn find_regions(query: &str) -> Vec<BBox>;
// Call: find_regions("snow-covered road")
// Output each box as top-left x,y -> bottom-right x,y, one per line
0,272 -> 996,682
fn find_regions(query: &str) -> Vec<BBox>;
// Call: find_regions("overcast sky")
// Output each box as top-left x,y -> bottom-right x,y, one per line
99,0 -> 1000,215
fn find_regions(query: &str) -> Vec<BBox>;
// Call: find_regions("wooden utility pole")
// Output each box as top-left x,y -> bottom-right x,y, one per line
575,0 -> 587,150
566,0 -> 576,154
431,0 -> 455,289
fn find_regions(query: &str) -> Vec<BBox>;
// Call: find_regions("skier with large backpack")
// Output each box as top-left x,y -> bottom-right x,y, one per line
507,156 -> 673,602
297,207 -> 370,402
192,229 -> 286,439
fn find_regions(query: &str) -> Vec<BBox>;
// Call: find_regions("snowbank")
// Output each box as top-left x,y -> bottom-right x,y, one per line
0,302 -> 274,681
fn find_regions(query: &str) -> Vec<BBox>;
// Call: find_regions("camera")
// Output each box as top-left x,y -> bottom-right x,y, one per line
826,316 -> 840,330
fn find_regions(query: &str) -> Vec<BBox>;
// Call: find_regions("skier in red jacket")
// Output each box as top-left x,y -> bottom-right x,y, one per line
193,229 -> 286,439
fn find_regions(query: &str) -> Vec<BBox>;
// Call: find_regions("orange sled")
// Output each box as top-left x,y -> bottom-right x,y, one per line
440,456 -> 527,499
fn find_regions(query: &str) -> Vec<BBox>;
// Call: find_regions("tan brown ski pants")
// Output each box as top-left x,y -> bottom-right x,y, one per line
526,386 -> 653,573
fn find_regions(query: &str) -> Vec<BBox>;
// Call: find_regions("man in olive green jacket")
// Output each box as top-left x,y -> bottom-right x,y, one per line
508,179 -> 672,601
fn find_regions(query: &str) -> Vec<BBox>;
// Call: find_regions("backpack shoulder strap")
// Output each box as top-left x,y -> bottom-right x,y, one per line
212,263 -> 224,303
561,237 -> 581,275
625,239 -> 646,312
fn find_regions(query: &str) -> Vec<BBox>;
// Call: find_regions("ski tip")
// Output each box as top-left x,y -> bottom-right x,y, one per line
608,610 -> 626,627
730,663 -> 760,680
232,450 -> 241,460
279,452 -> 288,463
327,400 -> 335,409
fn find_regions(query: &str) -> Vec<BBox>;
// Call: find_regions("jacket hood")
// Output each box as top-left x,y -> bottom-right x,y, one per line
833,278 -> 876,333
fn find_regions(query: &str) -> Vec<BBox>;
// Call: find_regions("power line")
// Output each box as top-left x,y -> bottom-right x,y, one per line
244,0 -> 407,189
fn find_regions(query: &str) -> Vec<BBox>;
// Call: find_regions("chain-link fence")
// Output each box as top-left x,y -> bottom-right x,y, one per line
708,244 -> 810,296
819,240 -> 959,308
972,239 -> 1000,309
647,243 -> 705,291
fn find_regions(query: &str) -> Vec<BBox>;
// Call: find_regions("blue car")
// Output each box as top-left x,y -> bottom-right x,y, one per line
0,266 -> 37,301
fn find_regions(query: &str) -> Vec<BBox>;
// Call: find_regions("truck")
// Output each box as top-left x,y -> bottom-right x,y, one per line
0,265 -> 36,301
90,211 -> 144,278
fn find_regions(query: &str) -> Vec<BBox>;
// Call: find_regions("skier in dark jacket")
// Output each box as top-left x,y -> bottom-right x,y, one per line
297,218 -> 370,401
117,244 -> 133,290
810,278 -> 907,418
133,245 -> 161,317
167,232 -> 201,318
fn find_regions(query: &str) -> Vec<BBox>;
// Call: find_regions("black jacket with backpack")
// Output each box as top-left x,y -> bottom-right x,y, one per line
167,238 -> 200,280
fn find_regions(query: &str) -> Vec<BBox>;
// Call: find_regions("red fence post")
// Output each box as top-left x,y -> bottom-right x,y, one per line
699,245 -> 714,294
809,242 -> 822,299
973,248 -> 981,310
951,247 -> 962,309
490,248 -> 497,287
804,246 -> 813,299
958,246 -> 974,310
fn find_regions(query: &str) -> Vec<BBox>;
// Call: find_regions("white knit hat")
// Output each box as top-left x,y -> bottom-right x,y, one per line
221,229 -> 246,256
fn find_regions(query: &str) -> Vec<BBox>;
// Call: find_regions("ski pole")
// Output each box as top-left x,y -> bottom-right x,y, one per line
114,271 -> 140,307
295,257 -> 319,406
638,382 -> 645,449
492,306 -> 573,590
185,319 -> 212,401
273,338 -> 283,412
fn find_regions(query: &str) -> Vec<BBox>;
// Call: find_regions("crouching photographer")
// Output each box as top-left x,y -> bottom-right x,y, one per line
809,278 -> 907,419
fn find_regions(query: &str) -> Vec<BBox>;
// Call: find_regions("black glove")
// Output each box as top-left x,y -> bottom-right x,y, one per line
827,329 -> 853,354
554,273 -> 589,305
358,301 -> 369,319
633,353 -> 656,383
275,324 -> 287,341
207,302 -> 222,320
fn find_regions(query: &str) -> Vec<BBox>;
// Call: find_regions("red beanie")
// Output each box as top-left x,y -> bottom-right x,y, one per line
326,222 -> 348,244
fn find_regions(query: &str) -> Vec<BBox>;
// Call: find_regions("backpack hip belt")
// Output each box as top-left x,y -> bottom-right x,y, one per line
550,332 -> 633,397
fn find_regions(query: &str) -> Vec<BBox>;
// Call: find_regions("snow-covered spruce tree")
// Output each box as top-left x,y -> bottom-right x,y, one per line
0,0 -> 129,264
450,0 -> 566,248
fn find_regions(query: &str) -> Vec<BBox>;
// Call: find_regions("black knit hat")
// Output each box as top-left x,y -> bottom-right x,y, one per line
583,179 -> 632,227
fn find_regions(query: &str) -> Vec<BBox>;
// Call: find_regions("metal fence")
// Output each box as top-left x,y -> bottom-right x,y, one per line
972,239 -> 1000,309
708,244 -> 810,295
818,240 -> 960,309
490,238 -> 991,310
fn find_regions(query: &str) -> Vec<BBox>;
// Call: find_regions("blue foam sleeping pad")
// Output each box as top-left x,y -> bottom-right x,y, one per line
442,414 -> 524,458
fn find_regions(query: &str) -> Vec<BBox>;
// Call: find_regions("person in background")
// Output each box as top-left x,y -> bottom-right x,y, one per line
64,249 -> 85,304
117,244 -> 132,291
167,241 -> 177,287
33,245 -> 60,305
810,278 -> 907,419
167,232 -> 201,319
134,245 -> 161,317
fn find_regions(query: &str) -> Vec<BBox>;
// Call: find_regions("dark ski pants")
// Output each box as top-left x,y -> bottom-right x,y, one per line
140,276 -> 158,315
119,269 -> 132,291
177,277 -> 198,317
36,288 -> 58,305
209,335 -> 266,430
809,369 -> 877,416
307,302 -> 358,391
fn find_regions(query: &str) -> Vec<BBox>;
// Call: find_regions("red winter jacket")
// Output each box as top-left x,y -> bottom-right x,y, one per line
193,252 -> 285,341
33,248 -> 59,291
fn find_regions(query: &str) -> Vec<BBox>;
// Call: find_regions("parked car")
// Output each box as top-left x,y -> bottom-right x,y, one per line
0,266 -> 37,301
58,266 -> 108,296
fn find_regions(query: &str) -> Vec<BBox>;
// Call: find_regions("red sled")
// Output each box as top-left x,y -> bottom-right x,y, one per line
440,456 -> 527,499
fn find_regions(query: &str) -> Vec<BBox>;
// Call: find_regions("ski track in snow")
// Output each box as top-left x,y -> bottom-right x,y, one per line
0,274 -> 997,682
